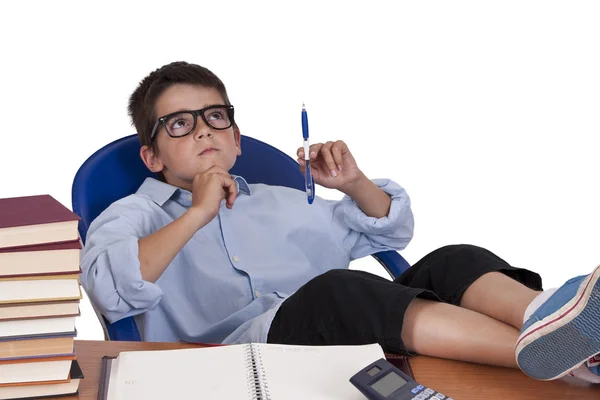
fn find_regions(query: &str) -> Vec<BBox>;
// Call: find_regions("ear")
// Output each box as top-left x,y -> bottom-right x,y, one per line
233,127 -> 242,156
140,145 -> 165,173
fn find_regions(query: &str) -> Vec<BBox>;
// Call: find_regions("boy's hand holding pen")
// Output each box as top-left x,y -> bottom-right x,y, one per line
297,104 -> 367,197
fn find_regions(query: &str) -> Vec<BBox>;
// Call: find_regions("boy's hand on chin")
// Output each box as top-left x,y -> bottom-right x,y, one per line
296,140 -> 368,194
188,166 -> 237,224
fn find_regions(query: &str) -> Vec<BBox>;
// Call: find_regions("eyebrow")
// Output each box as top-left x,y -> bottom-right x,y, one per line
163,103 -> 226,116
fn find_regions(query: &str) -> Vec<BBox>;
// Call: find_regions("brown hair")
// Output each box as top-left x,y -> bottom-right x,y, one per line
128,61 -> 232,154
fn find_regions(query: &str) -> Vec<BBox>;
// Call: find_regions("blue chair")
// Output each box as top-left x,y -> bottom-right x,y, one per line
72,134 -> 411,341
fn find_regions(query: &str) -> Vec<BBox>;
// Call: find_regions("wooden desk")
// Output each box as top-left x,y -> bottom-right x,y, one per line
63,340 -> 600,400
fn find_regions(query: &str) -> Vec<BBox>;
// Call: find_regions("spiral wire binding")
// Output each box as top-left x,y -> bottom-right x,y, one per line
244,344 -> 271,400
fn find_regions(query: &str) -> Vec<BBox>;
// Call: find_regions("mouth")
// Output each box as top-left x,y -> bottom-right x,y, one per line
199,147 -> 218,156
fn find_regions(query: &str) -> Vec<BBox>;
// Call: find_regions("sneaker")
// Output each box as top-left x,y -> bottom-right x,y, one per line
516,265 -> 600,380
569,354 -> 600,384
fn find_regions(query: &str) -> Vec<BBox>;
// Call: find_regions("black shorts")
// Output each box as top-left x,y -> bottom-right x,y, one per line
267,244 -> 543,355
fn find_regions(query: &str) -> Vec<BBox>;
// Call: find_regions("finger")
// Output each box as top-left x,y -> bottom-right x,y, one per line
207,168 -> 234,181
331,141 -> 346,171
308,143 -> 323,160
197,166 -> 233,183
226,190 -> 237,209
319,142 -> 339,177
298,163 -> 306,175
297,158 -> 306,166
214,171 -> 234,181
221,177 -> 238,209
297,146 -> 306,159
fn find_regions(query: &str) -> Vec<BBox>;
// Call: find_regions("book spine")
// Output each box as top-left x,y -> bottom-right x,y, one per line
244,343 -> 271,400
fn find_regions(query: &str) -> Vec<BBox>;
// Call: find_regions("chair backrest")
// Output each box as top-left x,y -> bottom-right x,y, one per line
72,134 -> 410,341
72,134 -> 304,243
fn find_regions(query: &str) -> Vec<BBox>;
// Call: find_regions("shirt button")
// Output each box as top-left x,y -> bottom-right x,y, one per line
232,255 -> 239,262
255,290 -> 261,298
187,194 -> 192,201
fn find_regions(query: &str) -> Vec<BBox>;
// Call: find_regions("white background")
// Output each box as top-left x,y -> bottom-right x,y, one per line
1,1 -> 599,340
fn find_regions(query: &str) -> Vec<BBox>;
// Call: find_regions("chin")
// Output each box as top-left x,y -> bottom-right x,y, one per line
186,157 -> 235,176
194,163 -> 223,174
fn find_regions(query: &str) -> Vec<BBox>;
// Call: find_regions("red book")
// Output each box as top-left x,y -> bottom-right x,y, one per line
0,195 -> 80,250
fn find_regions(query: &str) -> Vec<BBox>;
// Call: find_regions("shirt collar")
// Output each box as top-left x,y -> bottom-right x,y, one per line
234,175 -> 252,196
137,175 -> 252,207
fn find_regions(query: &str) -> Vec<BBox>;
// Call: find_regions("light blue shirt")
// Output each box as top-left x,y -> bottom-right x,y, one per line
80,176 -> 414,344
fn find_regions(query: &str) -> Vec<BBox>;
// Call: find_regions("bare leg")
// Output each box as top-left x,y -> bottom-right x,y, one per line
402,298 -> 519,368
460,272 -> 540,330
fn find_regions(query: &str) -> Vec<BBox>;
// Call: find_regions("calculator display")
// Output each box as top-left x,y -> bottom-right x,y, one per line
370,371 -> 408,397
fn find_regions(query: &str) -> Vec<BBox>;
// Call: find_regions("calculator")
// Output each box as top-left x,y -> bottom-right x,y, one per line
350,358 -> 453,400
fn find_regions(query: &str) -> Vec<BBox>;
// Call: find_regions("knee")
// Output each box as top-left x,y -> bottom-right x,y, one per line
425,244 -> 496,273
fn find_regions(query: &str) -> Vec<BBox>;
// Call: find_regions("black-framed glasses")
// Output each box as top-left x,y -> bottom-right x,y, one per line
150,105 -> 235,141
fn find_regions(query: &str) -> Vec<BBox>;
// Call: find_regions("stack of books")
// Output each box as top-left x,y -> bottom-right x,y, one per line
0,195 -> 84,399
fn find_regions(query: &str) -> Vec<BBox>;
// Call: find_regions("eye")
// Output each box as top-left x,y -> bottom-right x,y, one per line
166,113 -> 194,132
207,110 -> 225,121
171,118 -> 189,130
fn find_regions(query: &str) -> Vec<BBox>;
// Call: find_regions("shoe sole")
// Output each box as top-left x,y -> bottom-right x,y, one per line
516,265 -> 600,380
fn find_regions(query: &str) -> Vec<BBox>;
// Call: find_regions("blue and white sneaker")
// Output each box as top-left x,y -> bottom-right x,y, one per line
516,265 -> 600,381
569,354 -> 600,383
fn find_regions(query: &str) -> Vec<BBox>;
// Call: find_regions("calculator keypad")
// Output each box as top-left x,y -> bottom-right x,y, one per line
409,385 -> 452,400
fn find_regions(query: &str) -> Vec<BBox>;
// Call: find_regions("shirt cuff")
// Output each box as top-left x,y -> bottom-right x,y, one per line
340,178 -> 413,236
104,237 -> 164,321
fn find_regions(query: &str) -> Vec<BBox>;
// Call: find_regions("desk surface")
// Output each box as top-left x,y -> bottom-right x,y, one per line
60,340 -> 599,400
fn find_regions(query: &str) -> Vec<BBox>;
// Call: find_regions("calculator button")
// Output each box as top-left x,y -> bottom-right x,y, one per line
418,394 -> 430,400
435,394 -> 446,399
411,387 -> 420,394
424,388 -> 435,395
430,397 -> 441,400
416,385 -> 424,390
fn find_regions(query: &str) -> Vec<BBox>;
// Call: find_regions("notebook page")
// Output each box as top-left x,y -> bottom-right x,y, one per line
257,343 -> 385,399
106,345 -> 250,400
105,359 -> 118,400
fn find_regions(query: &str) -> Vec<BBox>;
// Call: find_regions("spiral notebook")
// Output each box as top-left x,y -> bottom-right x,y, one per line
98,343 -> 411,400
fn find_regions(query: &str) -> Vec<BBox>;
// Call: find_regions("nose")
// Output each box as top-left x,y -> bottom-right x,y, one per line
194,118 -> 213,140
197,131 -> 213,139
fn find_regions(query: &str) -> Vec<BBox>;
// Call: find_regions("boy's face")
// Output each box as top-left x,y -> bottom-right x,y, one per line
141,84 -> 241,190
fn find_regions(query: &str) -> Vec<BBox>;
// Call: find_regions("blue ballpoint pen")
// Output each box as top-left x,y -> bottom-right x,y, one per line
302,103 -> 315,204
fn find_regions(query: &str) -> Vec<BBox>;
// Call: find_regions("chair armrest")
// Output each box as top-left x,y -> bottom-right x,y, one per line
371,251 -> 411,279
103,316 -> 142,341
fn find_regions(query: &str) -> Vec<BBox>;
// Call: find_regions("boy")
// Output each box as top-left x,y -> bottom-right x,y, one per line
81,61 -> 600,383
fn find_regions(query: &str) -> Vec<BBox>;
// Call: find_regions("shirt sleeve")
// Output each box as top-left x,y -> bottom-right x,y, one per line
80,197 -> 164,323
319,178 -> 414,260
